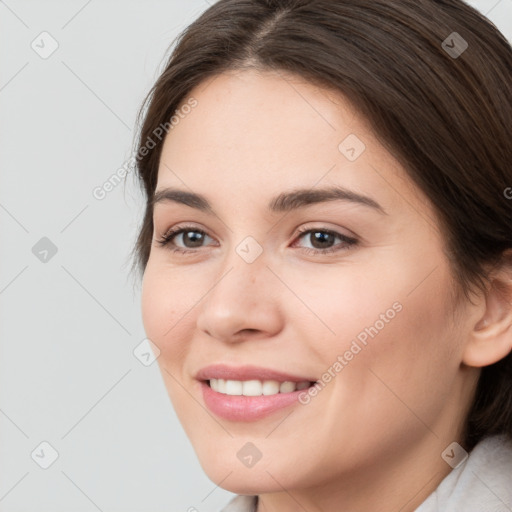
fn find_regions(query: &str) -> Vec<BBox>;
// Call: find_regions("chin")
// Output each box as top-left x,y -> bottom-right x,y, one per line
197,447 -> 305,496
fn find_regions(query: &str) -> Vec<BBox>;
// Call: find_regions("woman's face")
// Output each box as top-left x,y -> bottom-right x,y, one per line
141,69 -> 479,504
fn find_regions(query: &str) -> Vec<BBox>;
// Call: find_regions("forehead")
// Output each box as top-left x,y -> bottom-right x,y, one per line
167,69 -> 366,158
156,69 -> 433,221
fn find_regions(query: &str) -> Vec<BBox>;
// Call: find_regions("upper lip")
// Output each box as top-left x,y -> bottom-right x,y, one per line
196,364 -> 317,383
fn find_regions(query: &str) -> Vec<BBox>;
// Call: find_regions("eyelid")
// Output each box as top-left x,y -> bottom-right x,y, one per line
157,221 -> 356,241
291,226 -> 358,253
156,222 -> 359,256
293,222 -> 357,239
155,223 -> 214,247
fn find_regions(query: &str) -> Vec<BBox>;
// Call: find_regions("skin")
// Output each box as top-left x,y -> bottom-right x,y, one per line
141,69 -> 512,512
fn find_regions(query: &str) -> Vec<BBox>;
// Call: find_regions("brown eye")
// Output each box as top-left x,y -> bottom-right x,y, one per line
308,231 -> 337,249
175,230 -> 207,248
294,228 -> 358,255
156,226 -> 214,253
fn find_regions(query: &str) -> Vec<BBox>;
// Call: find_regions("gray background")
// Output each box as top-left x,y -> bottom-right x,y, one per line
0,1 -> 511,511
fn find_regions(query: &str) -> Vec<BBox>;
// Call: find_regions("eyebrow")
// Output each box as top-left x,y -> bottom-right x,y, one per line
152,186 -> 387,215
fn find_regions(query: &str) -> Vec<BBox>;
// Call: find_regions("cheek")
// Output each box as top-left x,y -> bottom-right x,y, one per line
140,265 -> 196,362
141,266 -> 202,427
140,268 -> 217,452
297,247 -> 454,351
353,269 -> 456,420
289,253 -> 458,404
141,270 -> 168,342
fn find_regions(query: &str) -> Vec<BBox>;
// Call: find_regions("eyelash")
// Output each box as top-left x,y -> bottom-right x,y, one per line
155,224 -> 358,256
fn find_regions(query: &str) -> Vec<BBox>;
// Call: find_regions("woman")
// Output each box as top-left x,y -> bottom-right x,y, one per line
131,0 -> 512,510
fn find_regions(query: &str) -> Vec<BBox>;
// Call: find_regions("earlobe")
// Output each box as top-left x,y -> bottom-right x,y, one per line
462,256 -> 512,368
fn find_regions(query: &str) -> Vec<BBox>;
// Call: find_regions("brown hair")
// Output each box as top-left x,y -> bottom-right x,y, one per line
130,0 -> 512,450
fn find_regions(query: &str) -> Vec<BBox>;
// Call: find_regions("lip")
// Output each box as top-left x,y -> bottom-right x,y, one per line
195,363 -> 316,383
196,364 -> 318,422
200,381 -> 313,421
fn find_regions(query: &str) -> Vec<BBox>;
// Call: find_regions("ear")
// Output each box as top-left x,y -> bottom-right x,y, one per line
462,250 -> 512,367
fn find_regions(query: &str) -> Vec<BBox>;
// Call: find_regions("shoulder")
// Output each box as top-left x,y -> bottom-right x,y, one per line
220,494 -> 258,512
416,434 -> 512,511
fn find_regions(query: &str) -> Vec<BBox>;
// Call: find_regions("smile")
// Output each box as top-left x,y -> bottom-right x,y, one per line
208,378 -> 312,396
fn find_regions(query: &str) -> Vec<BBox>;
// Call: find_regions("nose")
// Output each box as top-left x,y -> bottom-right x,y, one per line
195,249 -> 284,343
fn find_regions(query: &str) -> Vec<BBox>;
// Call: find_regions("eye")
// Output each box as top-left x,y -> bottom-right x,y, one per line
155,225 -> 216,254
155,225 -> 358,256
292,227 -> 358,255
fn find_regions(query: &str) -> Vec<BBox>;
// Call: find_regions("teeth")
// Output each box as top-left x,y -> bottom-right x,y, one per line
243,380 -> 264,396
225,379 -> 242,395
279,381 -> 296,393
209,379 -> 311,396
262,380 -> 280,395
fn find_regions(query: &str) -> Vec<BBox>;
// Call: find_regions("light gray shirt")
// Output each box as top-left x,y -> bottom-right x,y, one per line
220,434 -> 512,511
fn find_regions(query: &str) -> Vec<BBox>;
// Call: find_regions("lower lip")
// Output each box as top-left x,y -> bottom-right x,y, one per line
200,381 -> 309,421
